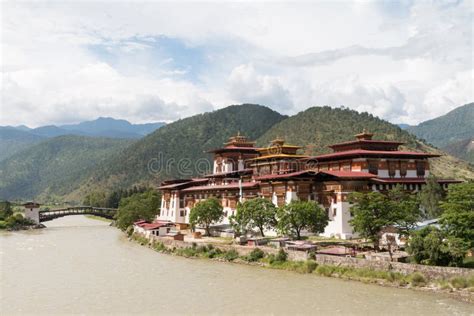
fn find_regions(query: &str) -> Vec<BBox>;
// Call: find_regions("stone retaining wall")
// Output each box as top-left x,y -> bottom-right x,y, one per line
150,236 -> 473,279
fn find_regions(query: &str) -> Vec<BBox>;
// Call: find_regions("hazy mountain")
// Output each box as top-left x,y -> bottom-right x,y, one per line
60,117 -> 166,138
397,123 -> 412,129
0,135 -> 134,200
407,103 -> 474,147
0,117 -> 166,161
442,137 -> 474,164
0,127 -> 45,161
3,104 -> 473,202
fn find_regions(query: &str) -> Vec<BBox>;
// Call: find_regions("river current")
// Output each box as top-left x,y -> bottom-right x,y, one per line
1,216 -> 472,315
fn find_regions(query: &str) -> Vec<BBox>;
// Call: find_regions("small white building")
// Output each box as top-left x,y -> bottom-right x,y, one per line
23,202 -> 41,224
133,220 -> 174,238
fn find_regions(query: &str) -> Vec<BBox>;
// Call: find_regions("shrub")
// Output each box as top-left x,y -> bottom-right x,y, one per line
275,249 -> 288,262
223,249 -> 239,261
0,221 -> 7,229
450,277 -> 468,289
410,272 -> 426,287
203,248 -> 222,259
315,265 -> 335,277
304,260 -> 318,273
308,251 -> 316,260
152,241 -> 166,252
247,248 -> 265,262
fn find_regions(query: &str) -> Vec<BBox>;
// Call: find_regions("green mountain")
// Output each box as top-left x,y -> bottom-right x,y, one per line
442,138 -> 474,164
0,135 -> 133,200
3,104 -> 474,202
0,127 -> 45,162
72,104 -> 286,198
256,106 -> 474,180
407,103 -> 474,147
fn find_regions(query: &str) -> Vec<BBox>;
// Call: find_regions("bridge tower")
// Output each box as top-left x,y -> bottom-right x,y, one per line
23,202 -> 41,224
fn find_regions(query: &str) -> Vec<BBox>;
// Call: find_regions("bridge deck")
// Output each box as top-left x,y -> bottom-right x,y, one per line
39,206 -> 117,222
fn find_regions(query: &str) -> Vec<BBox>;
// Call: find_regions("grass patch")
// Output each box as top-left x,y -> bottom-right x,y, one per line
85,215 -> 112,222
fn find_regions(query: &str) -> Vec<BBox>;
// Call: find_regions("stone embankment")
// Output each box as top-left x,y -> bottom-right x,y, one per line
150,235 -> 473,280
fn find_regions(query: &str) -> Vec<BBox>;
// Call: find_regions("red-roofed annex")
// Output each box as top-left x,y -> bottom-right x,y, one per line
157,131 -> 460,239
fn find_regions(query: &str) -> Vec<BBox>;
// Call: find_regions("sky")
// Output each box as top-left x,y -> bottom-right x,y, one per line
1,0 -> 473,127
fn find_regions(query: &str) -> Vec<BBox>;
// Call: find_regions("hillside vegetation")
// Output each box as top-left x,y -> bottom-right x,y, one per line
257,106 -> 474,180
407,103 -> 474,147
0,136 -> 133,200
3,104 -> 474,202
442,138 -> 474,164
70,104 -> 286,199
0,128 -> 45,162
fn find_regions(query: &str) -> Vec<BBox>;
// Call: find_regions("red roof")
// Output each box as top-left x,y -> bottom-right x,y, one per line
207,146 -> 259,153
254,170 -> 375,181
135,221 -> 173,230
181,181 -> 260,192
305,149 -> 440,161
329,139 -> 405,148
319,170 -> 375,178
158,178 -> 208,189
371,178 -> 462,184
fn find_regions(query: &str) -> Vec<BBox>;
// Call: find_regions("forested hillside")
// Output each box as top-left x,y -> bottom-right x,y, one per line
0,127 -> 45,161
442,138 -> 474,164
0,136 -> 133,200
407,103 -> 474,147
257,106 -> 474,180
71,104 -> 286,199
3,104 -> 474,202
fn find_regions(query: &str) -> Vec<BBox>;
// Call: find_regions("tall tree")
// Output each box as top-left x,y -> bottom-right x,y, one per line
440,182 -> 474,250
388,185 -> 422,235
277,200 -> 328,240
419,175 -> 444,219
407,226 -> 468,267
230,198 -> 277,237
189,198 -> 224,236
349,192 -> 392,250
115,190 -> 161,230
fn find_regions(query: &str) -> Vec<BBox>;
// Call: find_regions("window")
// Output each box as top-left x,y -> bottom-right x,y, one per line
388,161 -> 396,178
416,161 -> 425,177
179,199 -> 185,208
332,208 -> 337,217
368,160 -> 378,175
400,161 -> 407,177
180,210 -> 185,217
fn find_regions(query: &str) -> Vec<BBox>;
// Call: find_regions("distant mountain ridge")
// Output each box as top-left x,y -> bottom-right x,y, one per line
0,117 -> 166,162
406,103 -> 474,147
2,104 -> 473,202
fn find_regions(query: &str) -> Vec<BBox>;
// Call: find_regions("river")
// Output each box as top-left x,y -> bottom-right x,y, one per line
1,216 -> 472,315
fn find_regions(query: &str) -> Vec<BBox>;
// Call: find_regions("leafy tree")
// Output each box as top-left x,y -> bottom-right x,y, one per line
439,182 -> 474,249
277,200 -> 328,240
230,198 -> 277,237
407,226 -> 468,267
388,185 -> 422,236
349,192 -> 392,250
419,175 -> 444,219
189,198 -> 224,236
0,201 -> 13,220
115,190 -> 161,230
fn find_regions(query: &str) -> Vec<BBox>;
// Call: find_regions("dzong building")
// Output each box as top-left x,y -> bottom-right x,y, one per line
157,131 -> 459,239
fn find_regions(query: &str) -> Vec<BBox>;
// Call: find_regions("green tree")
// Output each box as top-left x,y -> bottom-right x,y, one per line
419,175 -> 444,219
277,200 -> 328,240
407,226 -> 468,267
388,185 -> 422,236
349,191 -> 392,250
439,182 -> 474,249
230,198 -> 277,237
0,201 -> 13,220
189,198 -> 224,236
115,190 -> 161,230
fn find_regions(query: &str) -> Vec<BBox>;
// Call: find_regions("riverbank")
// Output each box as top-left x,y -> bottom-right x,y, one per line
130,233 -> 474,303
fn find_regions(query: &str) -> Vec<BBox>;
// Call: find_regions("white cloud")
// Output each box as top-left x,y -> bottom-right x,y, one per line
0,1 -> 472,127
